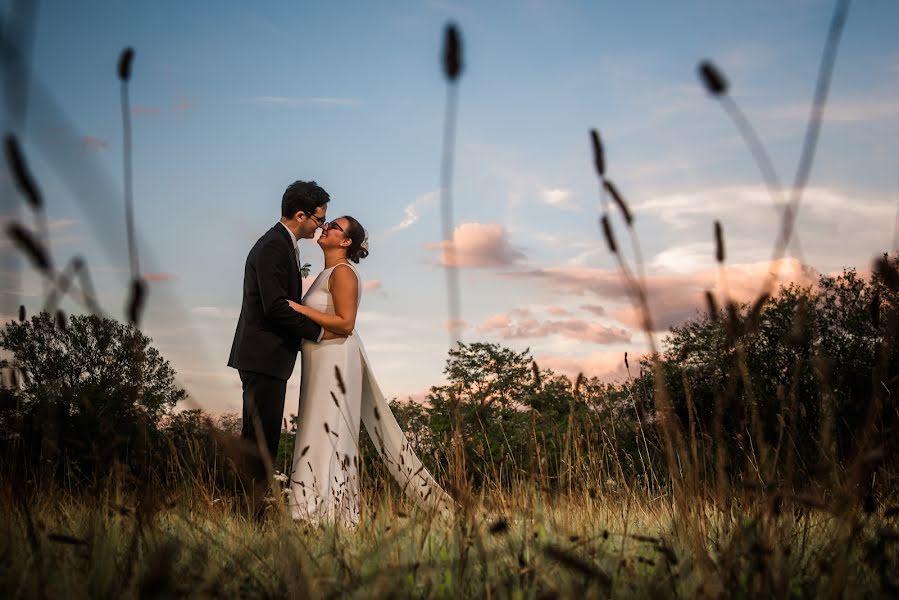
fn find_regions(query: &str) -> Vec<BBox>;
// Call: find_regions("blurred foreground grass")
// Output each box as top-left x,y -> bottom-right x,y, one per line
3,479 -> 897,599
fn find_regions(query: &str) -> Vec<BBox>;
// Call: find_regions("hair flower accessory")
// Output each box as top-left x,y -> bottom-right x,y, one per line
360,232 -> 369,252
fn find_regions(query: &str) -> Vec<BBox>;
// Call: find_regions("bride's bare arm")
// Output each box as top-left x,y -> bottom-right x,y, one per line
287,266 -> 358,336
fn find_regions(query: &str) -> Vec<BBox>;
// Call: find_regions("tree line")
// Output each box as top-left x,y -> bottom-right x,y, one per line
1,257 -> 897,501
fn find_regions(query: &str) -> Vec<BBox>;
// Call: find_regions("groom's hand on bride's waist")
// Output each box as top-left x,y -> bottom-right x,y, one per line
320,330 -> 350,341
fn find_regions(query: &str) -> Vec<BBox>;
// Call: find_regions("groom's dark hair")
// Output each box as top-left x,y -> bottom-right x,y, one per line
282,180 -> 330,218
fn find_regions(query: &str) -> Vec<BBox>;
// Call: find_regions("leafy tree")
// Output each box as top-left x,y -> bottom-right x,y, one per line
630,256 -> 899,486
0,312 -> 186,476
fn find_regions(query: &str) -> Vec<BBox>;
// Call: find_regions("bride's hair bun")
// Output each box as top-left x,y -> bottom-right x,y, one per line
342,216 -> 369,263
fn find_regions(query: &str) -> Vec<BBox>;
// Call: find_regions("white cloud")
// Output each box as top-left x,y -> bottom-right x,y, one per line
540,187 -> 580,211
386,191 -> 436,234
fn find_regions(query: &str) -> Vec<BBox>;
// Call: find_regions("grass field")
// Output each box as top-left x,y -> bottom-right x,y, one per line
3,461 -> 897,599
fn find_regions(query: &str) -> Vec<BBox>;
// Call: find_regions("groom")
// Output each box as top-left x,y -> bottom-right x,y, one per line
228,180 -> 336,508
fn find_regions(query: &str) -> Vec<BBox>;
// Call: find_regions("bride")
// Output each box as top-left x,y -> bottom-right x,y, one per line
286,215 -> 451,527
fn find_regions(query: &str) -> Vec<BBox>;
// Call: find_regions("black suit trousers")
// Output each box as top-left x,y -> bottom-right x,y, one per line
239,370 -> 287,485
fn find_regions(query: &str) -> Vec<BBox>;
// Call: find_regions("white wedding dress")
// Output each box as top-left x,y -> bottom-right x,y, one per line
288,263 -> 452,527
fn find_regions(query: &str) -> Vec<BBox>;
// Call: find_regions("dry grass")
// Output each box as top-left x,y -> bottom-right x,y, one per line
2,462 -> 897,599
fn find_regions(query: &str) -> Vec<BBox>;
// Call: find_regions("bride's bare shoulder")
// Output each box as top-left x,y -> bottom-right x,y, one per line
328,263 -> 360,289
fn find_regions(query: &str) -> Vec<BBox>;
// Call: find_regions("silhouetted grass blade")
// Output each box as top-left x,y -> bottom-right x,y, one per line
47,533 -> 87,546
6,222 -> 50,272
442,24 -> 462,81
698,60 -> 728,95
4,134 -> 42,209
543,543 -> 611,586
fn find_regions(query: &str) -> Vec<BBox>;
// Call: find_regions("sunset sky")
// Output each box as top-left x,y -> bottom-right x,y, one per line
2,1 -> 898,418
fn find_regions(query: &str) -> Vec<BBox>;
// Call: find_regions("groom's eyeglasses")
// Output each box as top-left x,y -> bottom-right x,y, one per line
304,212 -> 326,227
323,221 -> 344,233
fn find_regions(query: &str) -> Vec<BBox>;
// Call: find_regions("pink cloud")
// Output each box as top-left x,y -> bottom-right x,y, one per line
546,305 -> 569,316
479,312 -> 630,344
363,279 -> 382,291
132,105 -> 161,117
175,98 -> 192,112
143,272 -> 176,282
429,222 -> 525,268
536,350 -> 642,382
506,258 -> 818,332
82,136 -> 108,149
581,304 -> 606,316
443,319 -> 469,332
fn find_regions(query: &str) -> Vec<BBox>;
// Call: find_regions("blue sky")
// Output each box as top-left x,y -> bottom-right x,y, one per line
2,0 -> 898,417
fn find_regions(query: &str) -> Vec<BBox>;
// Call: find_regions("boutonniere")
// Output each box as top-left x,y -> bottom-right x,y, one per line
300,262 -> 311,278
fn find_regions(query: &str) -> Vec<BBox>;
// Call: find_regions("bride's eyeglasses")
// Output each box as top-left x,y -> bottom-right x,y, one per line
323,221 -> 344,233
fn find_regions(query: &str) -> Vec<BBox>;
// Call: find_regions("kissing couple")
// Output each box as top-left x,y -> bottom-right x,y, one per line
228,180 -> 451,527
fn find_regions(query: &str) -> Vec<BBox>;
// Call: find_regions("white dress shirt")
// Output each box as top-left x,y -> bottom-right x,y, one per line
280,222 -> 324,342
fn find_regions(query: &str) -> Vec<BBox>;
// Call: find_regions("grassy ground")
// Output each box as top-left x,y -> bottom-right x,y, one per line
3,475 -> 897,599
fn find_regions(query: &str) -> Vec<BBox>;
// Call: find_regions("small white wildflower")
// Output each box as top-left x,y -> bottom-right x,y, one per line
273,471 -> 288,483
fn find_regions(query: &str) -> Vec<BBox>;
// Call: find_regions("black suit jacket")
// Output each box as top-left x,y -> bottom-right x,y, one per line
228,223 -> 322,380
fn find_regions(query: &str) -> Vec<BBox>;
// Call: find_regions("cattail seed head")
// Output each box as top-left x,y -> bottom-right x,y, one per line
330,391 -> 340,407
531,360 -> 541,388
18,305 -> 25,322
705,291 -> 719,322
127,277 -> 146,325
4,135 -> 42,210
6,223 -> 50,272
488,518 -> 510,535
698,60 -> 728,95
870,292 -> 881,328
442,24 -> 463,81
725,301 -> 739,337
749,293 -> 770,324
600,215 -> 618,254
714,220 -> 725,263
573,372 -> 585,395
624,352 -> 629,370
874,256 -> 899,292
334,366 -> 346,394
118,47 -> 135,82
56,309 -> 68,331
603,180 -> 633,226
590,129 -> 605,177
